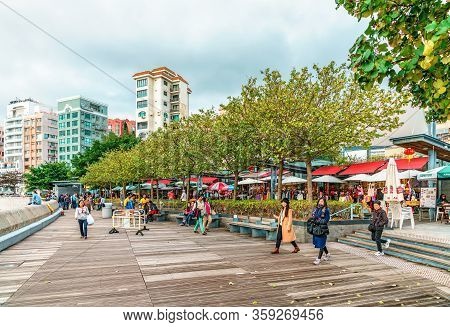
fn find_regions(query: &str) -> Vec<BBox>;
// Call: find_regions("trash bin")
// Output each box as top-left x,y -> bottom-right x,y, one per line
102,203 -> 112,219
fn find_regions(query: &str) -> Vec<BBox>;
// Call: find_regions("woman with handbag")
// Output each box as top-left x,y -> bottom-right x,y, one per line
311,198 -> 331,265
75,200 -> 89,239
271,198 -> 300,254
369,200 -> 391,256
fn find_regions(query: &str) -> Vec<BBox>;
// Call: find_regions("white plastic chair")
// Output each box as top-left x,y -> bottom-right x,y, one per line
399,207 -> 415,229
435,210 -> 445,222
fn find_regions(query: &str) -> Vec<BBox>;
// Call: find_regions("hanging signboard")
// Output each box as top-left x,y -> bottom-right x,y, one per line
420,187 -> 436,208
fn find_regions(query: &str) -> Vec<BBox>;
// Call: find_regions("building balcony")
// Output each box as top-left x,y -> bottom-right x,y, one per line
170,98 -> 180,103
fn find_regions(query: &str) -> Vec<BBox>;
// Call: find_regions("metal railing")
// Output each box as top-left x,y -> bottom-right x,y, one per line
330,203 -> 362,220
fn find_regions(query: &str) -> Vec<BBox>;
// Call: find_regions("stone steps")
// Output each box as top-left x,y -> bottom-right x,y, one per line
338,230 -> 450,271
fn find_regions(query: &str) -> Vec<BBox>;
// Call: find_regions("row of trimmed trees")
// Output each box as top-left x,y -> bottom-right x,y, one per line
81,62 -> 407,200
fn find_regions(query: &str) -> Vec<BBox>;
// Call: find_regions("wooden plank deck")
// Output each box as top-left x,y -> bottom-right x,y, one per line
0,209 -> 448,307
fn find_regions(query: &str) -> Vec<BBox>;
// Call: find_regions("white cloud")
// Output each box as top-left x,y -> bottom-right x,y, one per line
0,0 -> 366,121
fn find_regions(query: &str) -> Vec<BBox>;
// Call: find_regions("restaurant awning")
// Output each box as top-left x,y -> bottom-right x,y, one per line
378,157 -> 428,171
145,179 -> 172,185
416,167 -> 445,180
185,176 -> 218,185
338,161 -> 386,176
312,165 -> 346,176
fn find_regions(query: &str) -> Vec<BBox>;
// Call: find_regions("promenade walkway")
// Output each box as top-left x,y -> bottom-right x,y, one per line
0,209 -> 448,307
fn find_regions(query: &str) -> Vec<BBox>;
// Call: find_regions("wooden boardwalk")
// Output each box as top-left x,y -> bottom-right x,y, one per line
0,210 -> 448,307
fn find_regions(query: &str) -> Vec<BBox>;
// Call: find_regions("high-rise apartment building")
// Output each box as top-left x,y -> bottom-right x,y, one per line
0,124 -> 4,161
107,118 -> 136,136
57,96 -> 108,164
132,67 -> 191,138
22,111 -> 58,170
4,99 -> 56,172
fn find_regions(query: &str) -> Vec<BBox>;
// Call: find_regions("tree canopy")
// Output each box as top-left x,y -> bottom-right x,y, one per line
24,162 -> 71,191
336,0 -> 450,122
71,132 -> 140,178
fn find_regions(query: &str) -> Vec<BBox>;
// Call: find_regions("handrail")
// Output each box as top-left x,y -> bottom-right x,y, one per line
330,203 -> 362,220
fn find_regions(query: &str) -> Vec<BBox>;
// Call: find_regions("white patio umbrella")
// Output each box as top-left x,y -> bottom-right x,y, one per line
398,169 -> 422,179
366,169 -> 387,182
238,178 -> 266,185
282,176 -> 307,185
312,175 -> 344,183
261,175 -> 273,182
384,158 -> 403,225
344,174 -> 371,182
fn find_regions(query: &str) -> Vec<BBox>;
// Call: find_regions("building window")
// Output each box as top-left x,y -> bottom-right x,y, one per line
72,120 -> 78,126
66,114 -> 70,119
66,122 -> 70,128
172,104 -> 179,111
59,147 -> 65,153
163,91 -> 167,96
72,146 -> 78,152
138,111 -> 146,119
66,138 -> 71,144
137,78 -> 147,88
85,121 -> 91,128
66,146 -> 70,152
85,130 -> 91,136
137,100 -> 148,109
171,114 -> 180,122
85,138 -> 92,145
164,101 -> 168,106
59,155 -> 65,161
72,137 -> 78,143
72,129 -> 78,134
163,80 -> 168,86
58,123 -> 64,129
59,139 -> 65,145
137,90 -> 147,98
85,113 -> 91,120
59,131 -> 65,137
59,114 -> 64,121
137,122 -> 148,130
172,84 -> 179,91
66,130 -> 71,136
72,112 -> 78,118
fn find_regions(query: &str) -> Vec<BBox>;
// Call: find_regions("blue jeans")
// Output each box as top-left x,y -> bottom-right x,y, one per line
184,213 -> 194,225
78,219 -> 88,237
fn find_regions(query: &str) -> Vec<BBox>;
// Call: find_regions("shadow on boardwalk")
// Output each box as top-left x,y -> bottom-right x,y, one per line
0,209 -> 448,307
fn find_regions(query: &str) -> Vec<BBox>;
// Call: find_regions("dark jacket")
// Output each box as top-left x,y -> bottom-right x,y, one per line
371,208 -> 388,228
311,206 -> 330,236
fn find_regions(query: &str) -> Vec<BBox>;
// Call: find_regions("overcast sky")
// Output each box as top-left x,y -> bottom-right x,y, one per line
0,0 -> 366,121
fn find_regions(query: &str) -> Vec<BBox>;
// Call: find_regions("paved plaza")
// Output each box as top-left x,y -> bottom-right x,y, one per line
0,209 -> 448,307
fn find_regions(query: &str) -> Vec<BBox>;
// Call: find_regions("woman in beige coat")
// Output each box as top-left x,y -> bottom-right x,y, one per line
271,198 -> 300,254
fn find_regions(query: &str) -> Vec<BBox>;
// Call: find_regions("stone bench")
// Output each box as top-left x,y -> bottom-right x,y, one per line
228,216 -> 278,241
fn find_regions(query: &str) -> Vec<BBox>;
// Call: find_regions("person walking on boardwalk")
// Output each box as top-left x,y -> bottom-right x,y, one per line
193,196 -> 207,235
203,197 -> 212,232
370,200 -> 391,256
271,198 -> 300,254
75,200 -> 89,239
311,198 -> 331,265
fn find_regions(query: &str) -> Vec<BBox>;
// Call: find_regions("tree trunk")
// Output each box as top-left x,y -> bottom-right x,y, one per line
186,174 -> 190,201
137,180 -> 141,199
233,171 -> 238,200
306,159 -> 313,202
122,183 -> 126,207
156,178 -> 159,202
150,178 -> 154,200
277,159 -> 283,200
109,183 -> 112,203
